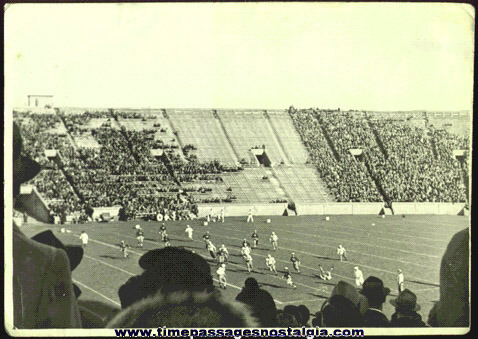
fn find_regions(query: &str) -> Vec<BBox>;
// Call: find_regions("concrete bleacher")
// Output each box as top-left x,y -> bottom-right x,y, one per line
167,109 -> 238,166
221,167 -> 288,203
217,109 -> 286,165
272,165 -> 333,203
267,110 -> 309,164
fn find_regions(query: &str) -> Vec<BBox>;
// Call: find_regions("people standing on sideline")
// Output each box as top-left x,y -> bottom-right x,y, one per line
247,209 -> 254,223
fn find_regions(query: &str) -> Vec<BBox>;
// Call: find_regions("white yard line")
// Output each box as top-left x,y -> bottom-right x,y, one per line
189,227 -> 440,283
221,224 -> 441,259
410,286 -> 440,293
290,220 -> 453,245
73,279 -> 121,307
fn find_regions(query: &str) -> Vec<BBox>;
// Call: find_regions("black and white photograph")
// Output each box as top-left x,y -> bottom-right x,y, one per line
4,2 -> 472,336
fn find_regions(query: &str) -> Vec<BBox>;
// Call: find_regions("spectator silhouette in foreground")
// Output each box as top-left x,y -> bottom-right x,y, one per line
428,228 -> 469,327
235,277 -> 278,327
389,289 -> 426,327
31,230 -> 119,328
360,276 -> 391,327
11,122 -> 82,329
317,281 -> 367,327
109,247 -> 258,327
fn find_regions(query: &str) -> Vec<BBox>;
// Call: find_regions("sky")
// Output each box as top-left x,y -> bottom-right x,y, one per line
4,2 -> 475,111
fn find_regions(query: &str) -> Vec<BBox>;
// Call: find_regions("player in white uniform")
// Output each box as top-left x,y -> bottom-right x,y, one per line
79,231 -> 88,249
337,245 -> 348,261
266,254 -> 277,274
354,266 -> 364,288
207,208 -> 213,222
283,267 -> 297,289
136,228 -> 145,248
270,232 -> 278,251
185,225 -> 194,240
397,269 -> 405,293
318,264 -> 334,280
207,240 -> 217,259
217,244 -> 229,264
244,253 -> 254,273
216,264 -> 227,289
241,244 -> 252,257
220,207 -> 225,223
247,209 -> 254,223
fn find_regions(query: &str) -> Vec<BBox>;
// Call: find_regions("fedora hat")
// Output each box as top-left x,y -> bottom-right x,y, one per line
361,276 -> 391,300
32,230 -> 84,271
13,122 -> 41,186
390,289 -> 421,312
331,281 -> 360,305
139,247 -> 213,287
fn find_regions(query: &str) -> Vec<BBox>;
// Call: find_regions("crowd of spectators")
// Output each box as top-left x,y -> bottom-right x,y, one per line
369,120 -> 467,202
15,107 -> 469,222
290,108 -> 469,203
290,109 -> 382,202
15,110 -> 243,221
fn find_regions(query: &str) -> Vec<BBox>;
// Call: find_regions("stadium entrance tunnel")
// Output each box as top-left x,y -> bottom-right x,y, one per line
251,148 -> 271,167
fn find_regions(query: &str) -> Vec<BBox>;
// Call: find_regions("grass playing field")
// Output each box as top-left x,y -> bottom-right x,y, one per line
19,214 -> 469,325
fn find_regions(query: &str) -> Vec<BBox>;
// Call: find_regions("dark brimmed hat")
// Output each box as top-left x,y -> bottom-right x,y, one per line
361,276 -> 391,301
32,230 -> 84,271
13,122 -> 41,185
390,289 -> 421,312
139,247 -> 213,287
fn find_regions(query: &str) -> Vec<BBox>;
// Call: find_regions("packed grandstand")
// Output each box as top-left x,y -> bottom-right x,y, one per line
13,106 -> 470,223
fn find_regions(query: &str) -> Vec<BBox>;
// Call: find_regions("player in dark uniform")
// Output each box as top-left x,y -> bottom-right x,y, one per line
216,245 -> 229,265
242,238 -> 251,249
203,232 -> 211,249
283,267 -> 297,289
119,240 -> 130,258
251,230 -> 259,248
159,223 -> 167,241
290,252 -> 301,273
162,232 -> 171,247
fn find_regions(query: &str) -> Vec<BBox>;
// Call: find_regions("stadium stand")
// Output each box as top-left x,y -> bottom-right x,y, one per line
13,105 -> 470,222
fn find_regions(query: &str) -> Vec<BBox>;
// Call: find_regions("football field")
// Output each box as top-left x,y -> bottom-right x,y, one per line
19,214 -> 469,324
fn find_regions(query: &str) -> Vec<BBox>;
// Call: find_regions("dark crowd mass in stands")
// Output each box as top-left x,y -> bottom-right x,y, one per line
11,107 -> 470,330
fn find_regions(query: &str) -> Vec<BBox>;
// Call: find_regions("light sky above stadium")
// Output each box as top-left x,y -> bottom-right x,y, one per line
5,3 -> 474,111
